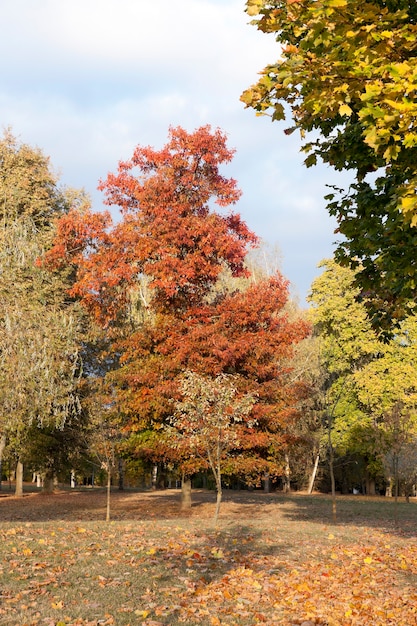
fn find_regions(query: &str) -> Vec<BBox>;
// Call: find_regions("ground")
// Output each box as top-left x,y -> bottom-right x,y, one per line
0,487 -> 416,625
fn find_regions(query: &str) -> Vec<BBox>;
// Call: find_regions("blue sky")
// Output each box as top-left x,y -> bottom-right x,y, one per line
0,0 -> 342,304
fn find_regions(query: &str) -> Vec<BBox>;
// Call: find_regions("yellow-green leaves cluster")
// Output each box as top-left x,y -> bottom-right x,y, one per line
242,0 -> 417,219
309,259 -> 417,464
0,133 -> 84,451
243,0 -> 417,328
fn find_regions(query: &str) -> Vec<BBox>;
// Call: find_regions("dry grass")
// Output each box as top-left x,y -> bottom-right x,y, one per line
0,487 -> 416,625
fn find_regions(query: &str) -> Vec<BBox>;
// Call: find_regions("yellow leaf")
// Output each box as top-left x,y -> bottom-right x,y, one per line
330,552 -> 338,560
51,600 -> 64,609
383,144 -> 400,160
328,533 -> 335,539
364,556 -> 373,564
339,103 -> 352,116
401,195 -> 417,214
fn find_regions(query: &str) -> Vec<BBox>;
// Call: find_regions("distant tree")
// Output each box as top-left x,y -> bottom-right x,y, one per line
309,259 -> 417,501
308,260 -> 381,511
242,0 -> 417,327
381,405 -> 417,503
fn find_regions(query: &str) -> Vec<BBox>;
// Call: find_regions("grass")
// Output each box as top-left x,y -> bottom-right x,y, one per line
0,488 -> 416,625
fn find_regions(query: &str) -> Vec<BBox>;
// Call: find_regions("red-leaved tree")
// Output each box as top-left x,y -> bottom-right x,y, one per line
44,125 -> 310,491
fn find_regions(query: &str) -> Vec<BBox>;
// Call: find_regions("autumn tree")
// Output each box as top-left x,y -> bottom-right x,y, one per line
172,275 -> 311,487
242,0 -> 417,325
308,260 -> 382,501
170,371 -> 256,524
0,132 -> 86,494
354,314 -> 417,496
43,126 -> 257,471
309,259 -> 417,499
45,126 -> 310,492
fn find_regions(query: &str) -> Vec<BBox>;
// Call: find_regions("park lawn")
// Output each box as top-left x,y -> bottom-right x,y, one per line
0,489 -> 416,625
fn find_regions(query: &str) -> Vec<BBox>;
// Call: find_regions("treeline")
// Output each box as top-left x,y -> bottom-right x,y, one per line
1,127 -> 416,509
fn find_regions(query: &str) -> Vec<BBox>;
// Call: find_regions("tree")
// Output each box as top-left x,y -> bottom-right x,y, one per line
308,260 -> 382,506
353,314 -> 417,497
45,125 -> 257,324
242,0 -> 417,325
45,126 -> 311,493
170,371 -> 256,525
0,132 -> 85,494
173,275 -> 311,487
309,259 -> 417,501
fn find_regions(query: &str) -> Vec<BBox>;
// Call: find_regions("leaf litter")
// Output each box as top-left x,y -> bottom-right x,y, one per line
0,489 -> 416,624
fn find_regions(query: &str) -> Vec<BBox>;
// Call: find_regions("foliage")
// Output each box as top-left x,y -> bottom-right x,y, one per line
169,371 -> 256,522
0,129 -> 69,229
242,0 -> 417,325
45,126 -> 310,486
0,133 -> 86,472
44,125 -> 257,324
309,259 -> 417,491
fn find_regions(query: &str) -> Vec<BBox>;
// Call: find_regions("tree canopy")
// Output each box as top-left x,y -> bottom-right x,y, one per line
242,0 -> 417,325
0,132 -> 86,489
45,126 -> 310,486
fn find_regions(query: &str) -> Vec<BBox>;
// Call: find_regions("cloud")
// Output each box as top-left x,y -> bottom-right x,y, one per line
0,0 -> 338,303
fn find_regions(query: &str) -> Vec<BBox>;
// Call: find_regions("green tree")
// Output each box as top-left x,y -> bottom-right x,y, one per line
0,133 -> 86,494
353,314 -> 417,497
309,259 -> 417,498
242,0 -> 417,325
308,260 -> 382,503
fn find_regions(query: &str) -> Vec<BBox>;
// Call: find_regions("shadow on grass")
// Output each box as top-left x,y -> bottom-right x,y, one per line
270,492 -> 417,538
0,486 -> 416,538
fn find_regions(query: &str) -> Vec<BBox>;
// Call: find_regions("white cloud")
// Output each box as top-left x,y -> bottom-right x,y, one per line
0,0 -> 338,303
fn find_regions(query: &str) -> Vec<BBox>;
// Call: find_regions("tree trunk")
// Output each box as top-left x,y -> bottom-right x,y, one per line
214,487 -> 222,527
263,473 -> 270,493
118,457 -> 124,491
0,434 -> 6,491
213,467 -> 222,527
15,460 -> 23,497
307,452 -> 320,494
43,471 -> 55,494
328,434 -> 337,523
365,473 -> 376,496
283,453 -> 291,493
181,474 -> 192,510
152,465 -> 158,490
106,467 -> 111,522
393,453 -> 399,526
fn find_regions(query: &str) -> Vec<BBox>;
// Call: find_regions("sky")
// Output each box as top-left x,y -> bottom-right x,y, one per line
0,0 -> 343,304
